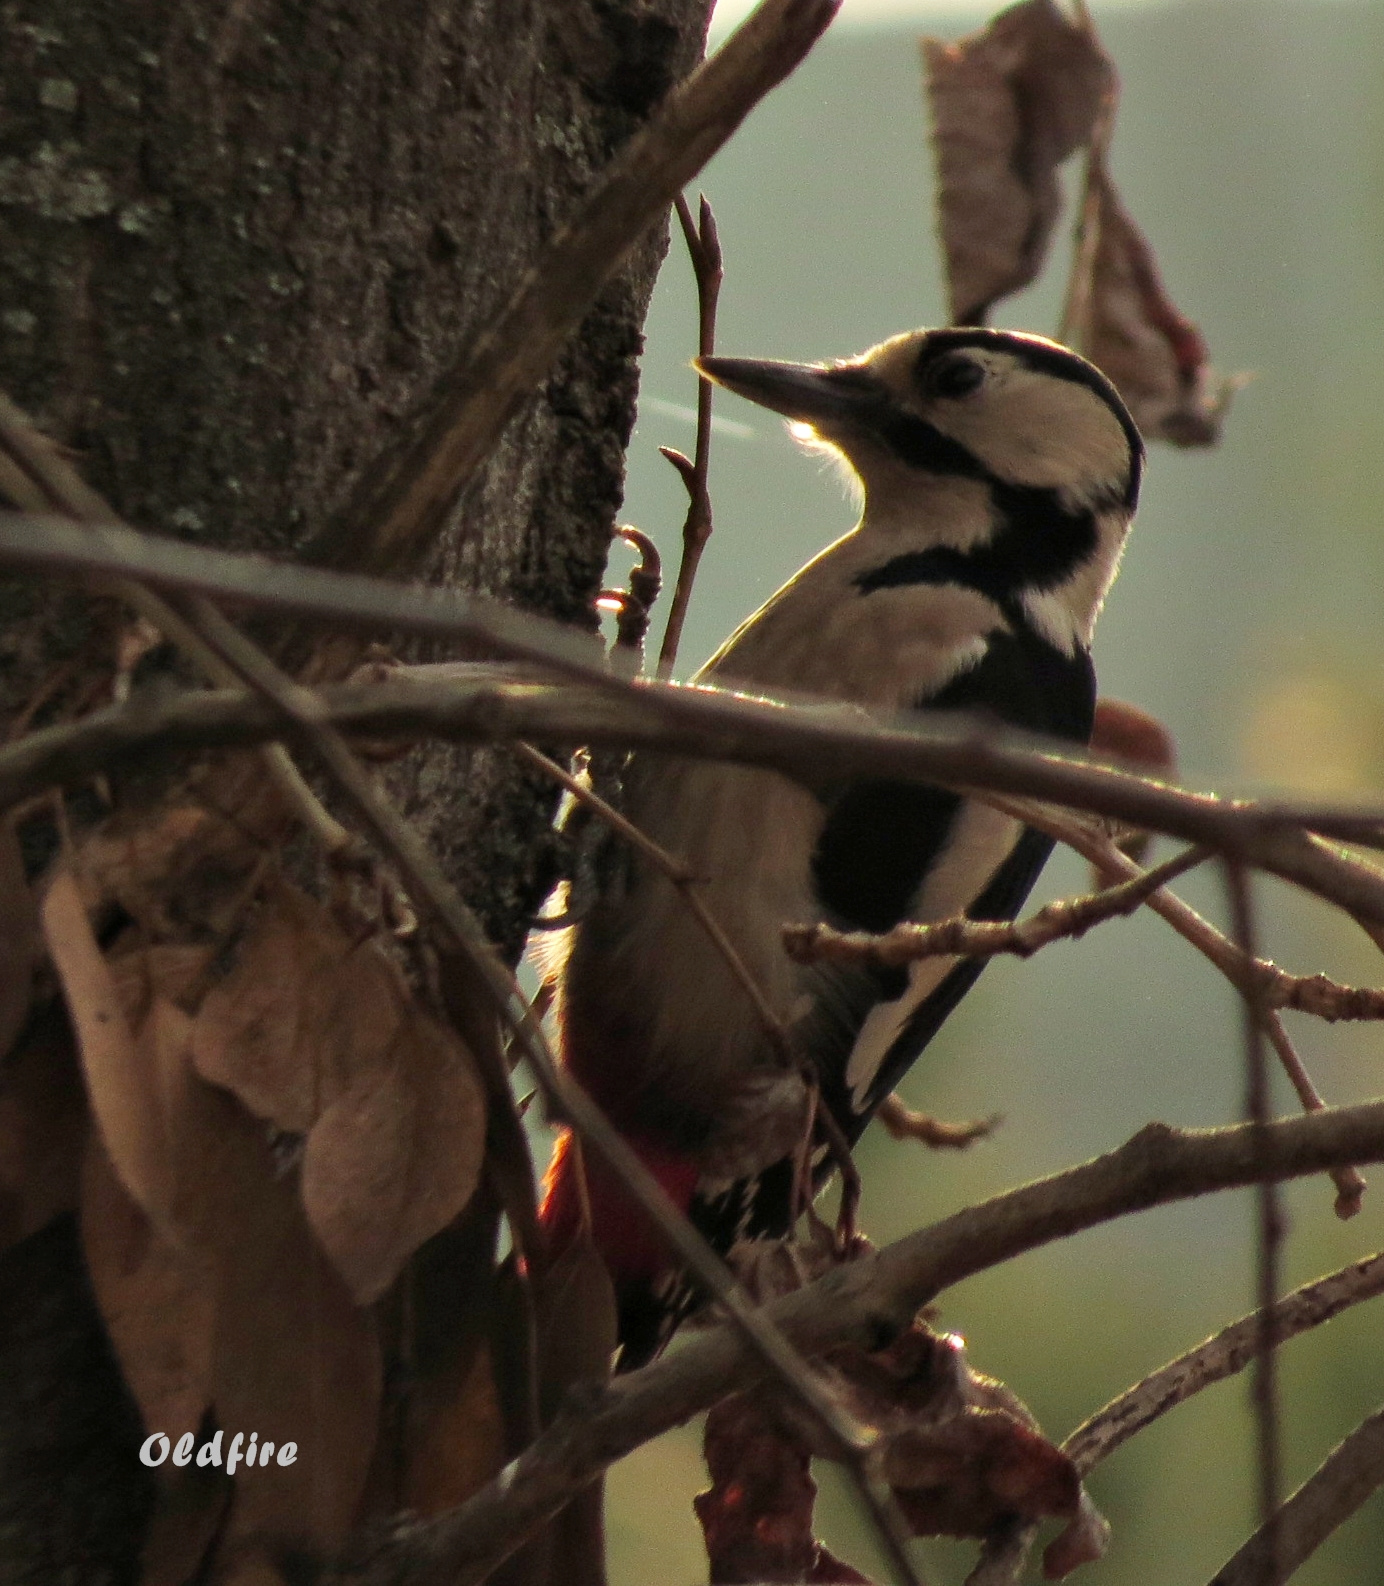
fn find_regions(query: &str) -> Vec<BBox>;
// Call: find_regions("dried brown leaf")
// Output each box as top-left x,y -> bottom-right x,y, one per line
696,1388 -> 821,1584
72,805 -> 218,933
1043,1489 -> 1112,1579
397,1336 -> 508,1518
80,1130 -> 216,1446
178,1070 -> 382,1548
192,882 -> 400,1133
923,0 -> 1114,323
300,995 -> 485,1305
1078,165 -> 1242,445
0,817 -> 38,1061
533,1233 -> 616,1586
537,1227 -> 618,1418
108,941 -> 217,1030
367,1203 -> 510,1519
829,1326 -> 1085,1542
42,869 -> 175,1223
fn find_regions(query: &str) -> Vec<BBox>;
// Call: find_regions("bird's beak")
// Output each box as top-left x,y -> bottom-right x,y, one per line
695,356 -> 886,428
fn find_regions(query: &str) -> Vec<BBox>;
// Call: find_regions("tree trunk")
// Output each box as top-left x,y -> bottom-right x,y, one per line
0,1 -> 712,1576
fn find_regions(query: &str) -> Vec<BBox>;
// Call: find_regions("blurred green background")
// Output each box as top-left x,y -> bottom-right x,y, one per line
593,0 -> 1384,1579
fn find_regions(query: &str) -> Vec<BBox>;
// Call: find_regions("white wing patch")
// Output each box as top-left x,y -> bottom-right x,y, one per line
841,799 -> 1022,1111
845,955 -> 957,1109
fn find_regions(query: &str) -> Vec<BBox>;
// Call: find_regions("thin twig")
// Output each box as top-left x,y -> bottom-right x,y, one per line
657,192 -> 724,676
1207,1402 -> 1384,1586
1064,1250 -> 1384,1476
1262,1012 -> 1365,1218
321,1101 -> 1384,1586
179,598 -> 922,1586
1225,861 -> 1284,1556
782,844 -> 1209,968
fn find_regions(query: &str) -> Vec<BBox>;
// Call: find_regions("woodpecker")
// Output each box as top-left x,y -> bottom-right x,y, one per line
542,326 -> 1144,1367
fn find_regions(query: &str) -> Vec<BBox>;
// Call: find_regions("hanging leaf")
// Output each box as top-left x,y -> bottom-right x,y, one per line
922,0 -> 1115,324
1076,163 -> 1243,445
0,817 -> 37,1062
300,998 -> 487,1306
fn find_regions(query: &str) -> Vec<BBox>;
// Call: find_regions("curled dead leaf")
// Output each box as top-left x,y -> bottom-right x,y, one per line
923,0 -> 1115,324
107,941 -> 216,1030
299,1000 -> 487,1305
1077,164 -> 1243,445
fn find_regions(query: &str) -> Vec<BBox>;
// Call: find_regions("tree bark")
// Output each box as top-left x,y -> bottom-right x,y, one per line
0,1 -> 712,1577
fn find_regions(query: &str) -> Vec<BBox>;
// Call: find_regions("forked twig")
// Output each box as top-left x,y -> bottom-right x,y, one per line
658,192 -> 724,676
979,1248 -> 1384,1586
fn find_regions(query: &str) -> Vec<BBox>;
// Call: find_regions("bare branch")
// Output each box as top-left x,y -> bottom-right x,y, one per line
1,551 -> 1384,934
657,192 -> 724,676
1065,1251 -> 1384,1476
1224,862 -> 1285,1542
1207,1402 -> 1384,1586
322,1102 -> 1384,1586
782,844 -> 1208,968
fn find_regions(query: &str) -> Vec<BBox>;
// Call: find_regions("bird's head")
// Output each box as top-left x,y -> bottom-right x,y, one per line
699,326 -> 1142,519
698,327 -> 1144,652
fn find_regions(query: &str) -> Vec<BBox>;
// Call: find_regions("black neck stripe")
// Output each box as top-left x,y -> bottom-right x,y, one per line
854,477 -> 1101,615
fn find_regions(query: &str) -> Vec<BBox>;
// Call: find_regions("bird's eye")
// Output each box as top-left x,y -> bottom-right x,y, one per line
923,353 -> 987,400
